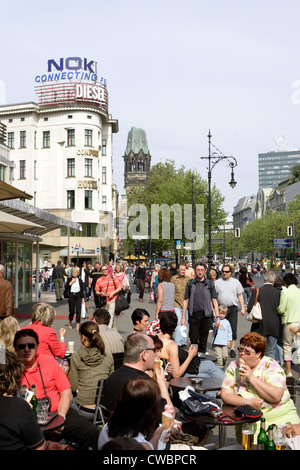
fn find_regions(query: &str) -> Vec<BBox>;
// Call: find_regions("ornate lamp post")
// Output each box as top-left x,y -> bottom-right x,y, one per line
200,130 -> 237,267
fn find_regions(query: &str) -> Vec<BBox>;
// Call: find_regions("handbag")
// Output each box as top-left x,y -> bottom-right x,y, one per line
150,288 -> 155,301
181,390 -> 221,417
234,404 -> 263,419
246,288 -> 262,323
81,302 -> 87,319
115,293 -> 129,313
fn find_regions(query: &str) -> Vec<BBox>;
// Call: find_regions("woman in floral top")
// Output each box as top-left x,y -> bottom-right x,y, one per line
221,332 -> 300,443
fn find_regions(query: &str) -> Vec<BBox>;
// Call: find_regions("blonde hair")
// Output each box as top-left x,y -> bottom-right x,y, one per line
218,304 -> 228,315
32,303 -> 56,327
0,317 -> 20,351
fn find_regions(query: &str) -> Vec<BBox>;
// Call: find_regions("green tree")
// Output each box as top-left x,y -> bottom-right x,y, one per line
124,160 -> 227,256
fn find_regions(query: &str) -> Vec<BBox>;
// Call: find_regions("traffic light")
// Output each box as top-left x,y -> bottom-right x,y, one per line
287,226 -> 293,237
128,251 -> 131,256
235,228 -> 240,238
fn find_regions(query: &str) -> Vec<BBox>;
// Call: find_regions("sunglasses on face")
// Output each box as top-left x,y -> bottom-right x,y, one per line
237,346 -> 252,355
222,270 -> 231,273
17,343 -> 37,350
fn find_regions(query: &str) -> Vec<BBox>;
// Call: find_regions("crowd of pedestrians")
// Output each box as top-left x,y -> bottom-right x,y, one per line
0,256 -> 300,450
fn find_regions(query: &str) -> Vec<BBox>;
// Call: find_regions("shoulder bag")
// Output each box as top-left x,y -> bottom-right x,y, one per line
246,288 -> 262,323
111,276 -> 129,313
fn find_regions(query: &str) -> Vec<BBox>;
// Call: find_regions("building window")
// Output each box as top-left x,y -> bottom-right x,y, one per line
67,129 -> 75,146
84,158 -> 92,177
34,161 -> 37,179
102,139 -> 107,155
67,158 -> 75,177
0,165 -> 6,182
102,195 -> 107,210
102,166 -> 107,184
20,131 -> 26,148
84,190 -> 92,209
67,190 -> 75,209
7,132 -> 14,149
43,131 -> 50,148
20,160 -> 26,179
85,129 -> 93,146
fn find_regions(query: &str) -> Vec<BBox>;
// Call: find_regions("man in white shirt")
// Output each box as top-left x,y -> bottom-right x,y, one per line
214,265 -> 245,358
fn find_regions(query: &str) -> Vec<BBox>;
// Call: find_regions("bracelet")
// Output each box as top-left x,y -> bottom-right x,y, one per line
245,399 -> 249,405
60,337 -> 65,341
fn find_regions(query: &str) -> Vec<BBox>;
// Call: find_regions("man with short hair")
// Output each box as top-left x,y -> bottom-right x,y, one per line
0,264 -> 15,319
131,308 -> 150,333
101,333 -> 170,412
92,308 -> 124,354
182,262 -> 219,355
14,329 -> 99,450
171,263 -> 190,346
94,265 -> 121,328
248,270 -> 280,360
52,260 -> 66,301
214,264 -> 245,358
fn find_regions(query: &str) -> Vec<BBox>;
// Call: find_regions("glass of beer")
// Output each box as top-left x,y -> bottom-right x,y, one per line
242,423 -> 254,450
274,424 -> 287,450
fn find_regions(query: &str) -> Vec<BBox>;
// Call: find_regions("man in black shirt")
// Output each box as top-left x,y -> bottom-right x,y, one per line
90,262 -> 102,307
134,261 -> 146,302
102,333 -> 170,412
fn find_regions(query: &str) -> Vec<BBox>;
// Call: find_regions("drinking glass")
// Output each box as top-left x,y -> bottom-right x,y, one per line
242,423 -> 254,450
274,425 -> 287,450
36,399 -> 49,425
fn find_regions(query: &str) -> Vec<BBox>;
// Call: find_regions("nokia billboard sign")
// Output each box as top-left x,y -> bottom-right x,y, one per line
35,57 -> 107,87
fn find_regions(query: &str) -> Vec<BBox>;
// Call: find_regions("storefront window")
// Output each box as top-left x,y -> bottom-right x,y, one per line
0,240 -> 32,304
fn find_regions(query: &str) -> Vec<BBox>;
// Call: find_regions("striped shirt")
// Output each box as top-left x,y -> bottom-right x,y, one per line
95,275 -> 118,303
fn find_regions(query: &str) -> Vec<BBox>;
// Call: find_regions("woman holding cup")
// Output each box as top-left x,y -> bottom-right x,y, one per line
221,332 -> 300,444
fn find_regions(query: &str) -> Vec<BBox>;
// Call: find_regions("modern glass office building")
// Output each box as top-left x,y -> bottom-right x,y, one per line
258,150 -> 300,188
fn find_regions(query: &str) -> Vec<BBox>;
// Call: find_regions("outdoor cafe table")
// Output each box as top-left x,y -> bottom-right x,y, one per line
185,404 -> 261,448
169,376 -> 223,393
39,413 -> 66,436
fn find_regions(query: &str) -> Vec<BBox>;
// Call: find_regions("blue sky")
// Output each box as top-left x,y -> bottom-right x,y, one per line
1,0 -> 300,214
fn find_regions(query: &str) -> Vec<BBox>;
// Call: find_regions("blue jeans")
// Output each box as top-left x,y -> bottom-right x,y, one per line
184,360 -> 225,380
174,307 -> 189,346
266,335 -> 278,360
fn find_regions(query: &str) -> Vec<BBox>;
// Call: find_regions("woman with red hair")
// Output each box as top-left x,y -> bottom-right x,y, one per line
221,332 -> 300,443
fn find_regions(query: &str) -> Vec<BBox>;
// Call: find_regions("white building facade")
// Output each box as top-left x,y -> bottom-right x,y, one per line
0,57 -> 119,266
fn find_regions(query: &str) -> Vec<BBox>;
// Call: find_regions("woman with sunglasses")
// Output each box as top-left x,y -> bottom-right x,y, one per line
0,350 -> 45,450
221,332 -> 300,444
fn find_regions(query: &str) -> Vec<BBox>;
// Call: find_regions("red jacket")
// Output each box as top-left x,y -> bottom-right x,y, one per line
22,322 -> 66,359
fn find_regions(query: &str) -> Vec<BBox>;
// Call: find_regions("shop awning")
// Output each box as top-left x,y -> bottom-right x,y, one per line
0,180 -> 32,201
0,199 -> 82,236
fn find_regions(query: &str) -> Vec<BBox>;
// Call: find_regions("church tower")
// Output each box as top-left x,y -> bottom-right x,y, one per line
123,127 -> 151,193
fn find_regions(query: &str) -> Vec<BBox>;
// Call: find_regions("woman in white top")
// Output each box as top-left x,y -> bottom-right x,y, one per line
65,267 -> 84,331
98,377 -> 170,450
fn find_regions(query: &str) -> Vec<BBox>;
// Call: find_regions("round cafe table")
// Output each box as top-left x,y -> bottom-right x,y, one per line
169,376 -> 223,393
186,404 -> 261,448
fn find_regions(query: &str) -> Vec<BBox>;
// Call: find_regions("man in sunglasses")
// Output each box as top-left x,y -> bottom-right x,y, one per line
14,329 -> 99,450
214,264 -> 245,358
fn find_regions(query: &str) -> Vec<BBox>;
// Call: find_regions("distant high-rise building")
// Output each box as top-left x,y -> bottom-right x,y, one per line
123,127 -> 151,192
258,149 -> 300,188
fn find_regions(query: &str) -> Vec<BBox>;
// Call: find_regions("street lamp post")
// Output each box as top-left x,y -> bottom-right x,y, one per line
201,130 -> 237,268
